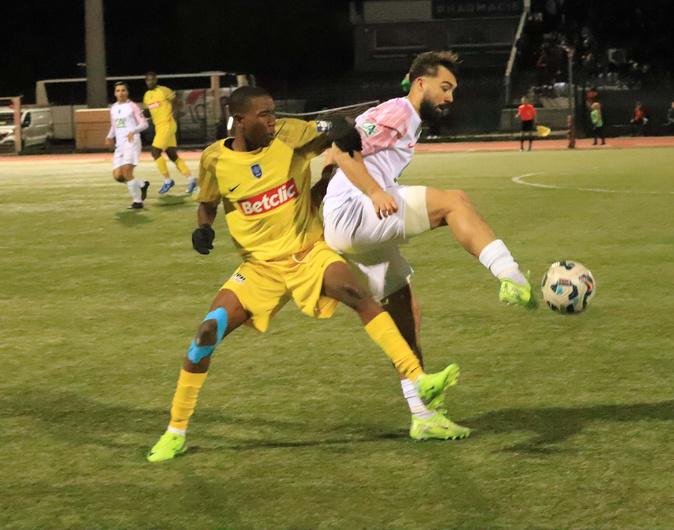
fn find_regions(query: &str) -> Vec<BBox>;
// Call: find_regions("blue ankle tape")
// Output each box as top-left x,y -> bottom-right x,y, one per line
187,307 -> 228,363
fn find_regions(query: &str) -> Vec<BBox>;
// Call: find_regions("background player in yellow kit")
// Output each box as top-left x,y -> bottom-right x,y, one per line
146,86 -> 464,462
143,71 -> 197,194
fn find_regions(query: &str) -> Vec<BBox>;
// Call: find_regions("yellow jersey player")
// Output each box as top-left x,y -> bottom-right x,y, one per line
146,86 -> 464,462
143,71 -> 197,194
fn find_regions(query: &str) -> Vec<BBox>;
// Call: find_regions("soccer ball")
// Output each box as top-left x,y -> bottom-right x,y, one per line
541,261 -> 596,314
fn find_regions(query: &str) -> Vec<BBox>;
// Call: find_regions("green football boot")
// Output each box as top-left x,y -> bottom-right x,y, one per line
499,276 -> 534,307
415,363 -> 460,409
146,431 -> 187,463
410,411 -> 471,441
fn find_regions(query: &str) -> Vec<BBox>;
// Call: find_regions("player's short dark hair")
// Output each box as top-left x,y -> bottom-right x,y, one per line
408,50 -> 460,82
229,86 -> 271,116
114,81 -> 129,89
145,71 -> 157,78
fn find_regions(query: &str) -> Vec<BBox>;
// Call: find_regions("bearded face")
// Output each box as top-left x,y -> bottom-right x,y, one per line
415,65 -> 457,125
419,98 -> 451,125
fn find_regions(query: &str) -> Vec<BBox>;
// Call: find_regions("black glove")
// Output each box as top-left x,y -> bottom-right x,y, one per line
192,224 -> 215,255
325,116 -> 362,156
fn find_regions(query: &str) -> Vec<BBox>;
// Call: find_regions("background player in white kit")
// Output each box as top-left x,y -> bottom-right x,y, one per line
105,81 -> 150,209
321,51 -> 533,441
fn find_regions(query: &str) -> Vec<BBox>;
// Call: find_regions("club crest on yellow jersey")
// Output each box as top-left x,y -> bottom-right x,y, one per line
251,164 -> 263,178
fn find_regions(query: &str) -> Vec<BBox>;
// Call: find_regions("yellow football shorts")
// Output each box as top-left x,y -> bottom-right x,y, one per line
152,121 -> 178,150
221,240 -> 346,332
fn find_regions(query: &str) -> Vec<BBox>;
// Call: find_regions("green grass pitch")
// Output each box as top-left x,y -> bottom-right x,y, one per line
1,147 -> 673,529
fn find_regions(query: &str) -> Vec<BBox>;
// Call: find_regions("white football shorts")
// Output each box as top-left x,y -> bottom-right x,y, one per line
112,138 -> 141,169
323,185 -> 430,301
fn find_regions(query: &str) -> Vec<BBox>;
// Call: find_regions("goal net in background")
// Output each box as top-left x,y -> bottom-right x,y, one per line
0,96 -> 22,155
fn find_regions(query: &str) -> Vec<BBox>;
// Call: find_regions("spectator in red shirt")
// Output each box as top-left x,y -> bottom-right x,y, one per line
631,101 -> 647,136
517,97 -> 537,151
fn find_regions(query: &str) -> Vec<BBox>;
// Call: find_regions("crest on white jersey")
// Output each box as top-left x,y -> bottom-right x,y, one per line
360,121 -> 378,136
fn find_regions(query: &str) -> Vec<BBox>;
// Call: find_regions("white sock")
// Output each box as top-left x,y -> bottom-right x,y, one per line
167,425 -> 186,436
401,379 -> 434,419
127,180 -> 142,203
187,176 -> 196,184
479,239 -> 527,285
135,177 -> 146,188
164,177 -> 172,184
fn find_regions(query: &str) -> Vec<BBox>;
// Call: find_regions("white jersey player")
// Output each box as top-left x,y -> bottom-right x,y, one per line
321,51 -> 532,441
105,82 -> 149,209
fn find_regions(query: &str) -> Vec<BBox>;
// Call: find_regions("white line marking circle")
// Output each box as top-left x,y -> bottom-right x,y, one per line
512,172 -> 674,195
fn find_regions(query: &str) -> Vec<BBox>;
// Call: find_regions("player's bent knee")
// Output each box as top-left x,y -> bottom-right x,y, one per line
344,283 -> 369,304
150,147 -> 162,159
446,188 -> 469,204
187,307 -> 228,363
166,148 -> 178,162
443,189 -> 474,213
330,284 -> 365,308
322,263 -> 372,306
197,320 -> 218,345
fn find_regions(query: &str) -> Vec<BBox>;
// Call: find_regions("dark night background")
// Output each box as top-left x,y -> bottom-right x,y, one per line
3,0 -> 674,134
5,0 -> 674,101
1,0 -> 353,101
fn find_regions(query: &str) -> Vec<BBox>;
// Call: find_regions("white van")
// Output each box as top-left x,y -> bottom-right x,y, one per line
0,107 -> 54,151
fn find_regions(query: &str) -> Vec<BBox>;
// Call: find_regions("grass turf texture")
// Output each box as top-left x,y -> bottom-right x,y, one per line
1,148 -> 673,529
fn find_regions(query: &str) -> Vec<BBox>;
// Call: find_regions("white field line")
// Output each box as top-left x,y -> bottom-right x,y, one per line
512,172 -> 674,195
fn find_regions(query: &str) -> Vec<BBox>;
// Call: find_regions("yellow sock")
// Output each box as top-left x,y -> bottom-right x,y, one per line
168,369 -> 208,432
175,158 -> 191,177
364,312 -> 423,381
155,157 -> 169,177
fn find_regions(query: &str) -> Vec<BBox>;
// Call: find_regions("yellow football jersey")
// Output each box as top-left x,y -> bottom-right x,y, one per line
143,85 -> 175,125
196,118 -> 330,261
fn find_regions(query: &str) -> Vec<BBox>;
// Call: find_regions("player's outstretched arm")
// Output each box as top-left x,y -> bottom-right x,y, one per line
192,201 -> 218,254
331,148 -> 398,219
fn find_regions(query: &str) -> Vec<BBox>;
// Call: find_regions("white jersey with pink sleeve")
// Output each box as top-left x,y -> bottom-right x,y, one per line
323,97 -> 422,217
107,101 -> 148,145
